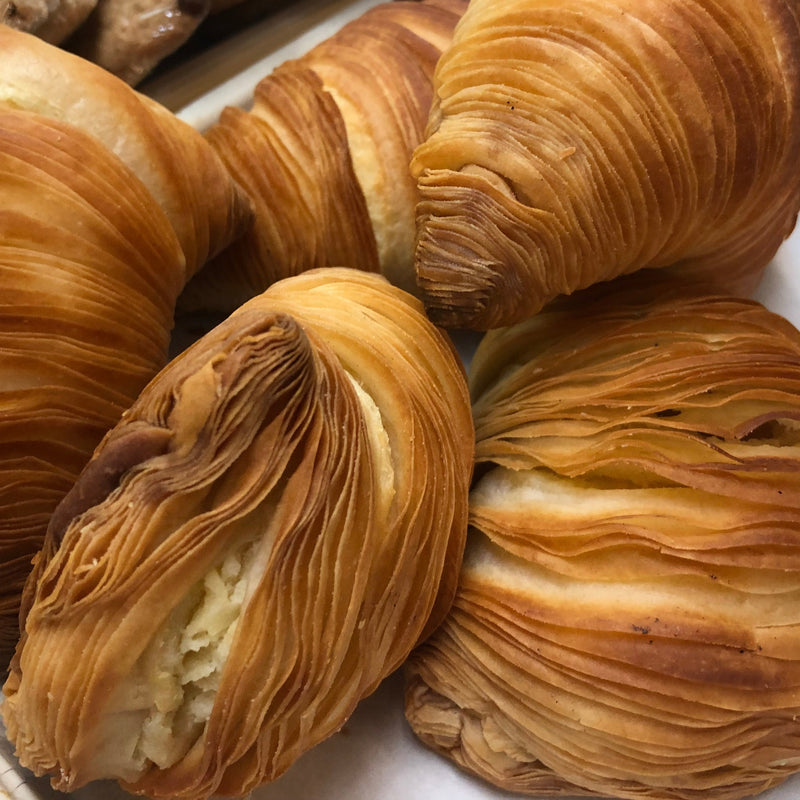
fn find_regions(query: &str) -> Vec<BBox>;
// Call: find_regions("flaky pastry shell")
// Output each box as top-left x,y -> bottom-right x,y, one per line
405,275 -> 800,799
179,0 -> 467,314
0,26 -> 253,279
0,28 -> 252,664
0,107 -> 188,663
3,269 -> 474,800
412,0 -> 800,329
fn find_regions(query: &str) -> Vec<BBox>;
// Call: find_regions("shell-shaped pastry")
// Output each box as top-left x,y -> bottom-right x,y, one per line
0,32 -> 252,664
404,275 -> 800,799
179,0 -> 467,314
0,26 -> 253,279
3,269 -> 474,800
412,0 -> 800,330
0,107 -> 188,663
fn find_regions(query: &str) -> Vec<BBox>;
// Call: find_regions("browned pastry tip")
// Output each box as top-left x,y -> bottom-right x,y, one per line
3,269 -> 474,800
405,272 -> 800,800
412,0 -> 800,330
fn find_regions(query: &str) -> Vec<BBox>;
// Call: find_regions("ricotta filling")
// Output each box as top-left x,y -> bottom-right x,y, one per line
94,539 -> 257,781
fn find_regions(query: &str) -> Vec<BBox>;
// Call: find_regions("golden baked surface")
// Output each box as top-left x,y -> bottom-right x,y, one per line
180,0 -> 468,315
0,27 -> 252,665
412,0 -> 800,329
3,269 -> 474,800
405,275 -> 800,799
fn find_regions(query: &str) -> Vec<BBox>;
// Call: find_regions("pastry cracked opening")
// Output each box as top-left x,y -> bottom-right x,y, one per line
95,537 -> 261,780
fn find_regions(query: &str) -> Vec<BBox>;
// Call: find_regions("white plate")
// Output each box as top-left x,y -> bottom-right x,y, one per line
2,2 -> 799,799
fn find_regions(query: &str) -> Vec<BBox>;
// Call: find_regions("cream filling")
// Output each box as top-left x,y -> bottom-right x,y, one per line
92,538 -> 258,782
134,544 -> 253,770
346,372 -> 395,521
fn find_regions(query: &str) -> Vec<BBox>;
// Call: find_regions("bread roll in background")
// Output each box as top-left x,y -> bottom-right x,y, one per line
178,0 -> 468,315
0,27 -> 252,664
405,273 -> 800,800
65,0 -> 212,88
3,269 -> 474,800
1,0 -> 289,86
0,0 -> 96,45
412,0 -> 800,330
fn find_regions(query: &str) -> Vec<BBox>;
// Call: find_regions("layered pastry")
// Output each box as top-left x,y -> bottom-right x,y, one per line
4,269 -> 474,800
0,27 -> 252,663
411,0 -> 800,329
179,0 -> 468,314
405,275 -> 800,800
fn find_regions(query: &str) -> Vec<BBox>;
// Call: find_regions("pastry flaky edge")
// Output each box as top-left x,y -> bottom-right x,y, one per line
2,269 -> 475,800
0,27 -> 253,663
411,0 -> 800,330
404,273 -> 800,800
178,0 -> 468,315
0,25 -> 253,280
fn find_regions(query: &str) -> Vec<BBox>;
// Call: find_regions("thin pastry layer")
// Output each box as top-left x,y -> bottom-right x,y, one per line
0,25 -> 253,279
0,107 -> 187,662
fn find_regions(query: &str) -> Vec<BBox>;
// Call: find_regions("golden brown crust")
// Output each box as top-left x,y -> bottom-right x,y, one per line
0,107 -> 186,662
405,274 -> 800,799
0,25 -> 253,279
0,30 -> 252,664
196,68 -> 380,314
180,0 -> 468,315
412,0 -> 800,330
3,269 -> 474,799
